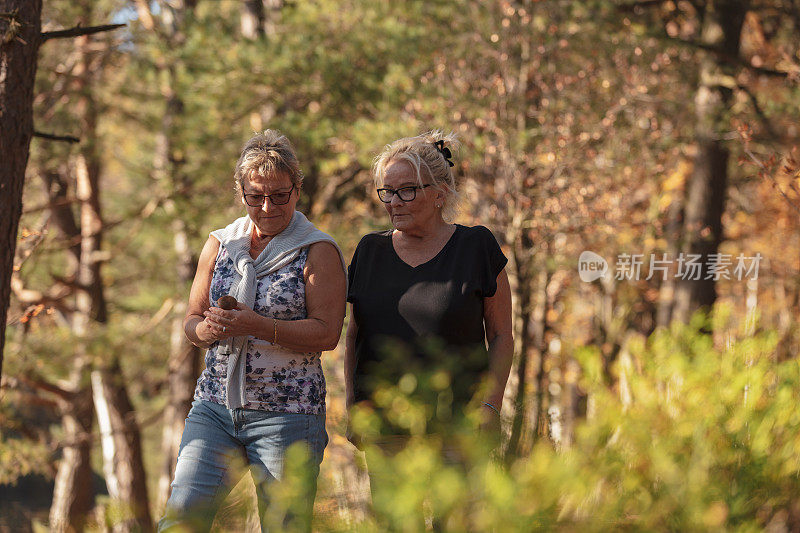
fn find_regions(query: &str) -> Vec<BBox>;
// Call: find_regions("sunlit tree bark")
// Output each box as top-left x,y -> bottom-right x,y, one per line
0,0 -> 42,380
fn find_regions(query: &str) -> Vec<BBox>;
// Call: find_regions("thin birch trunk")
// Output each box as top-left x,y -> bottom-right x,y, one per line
504,217 -> 534,459
91,367 -> 154,531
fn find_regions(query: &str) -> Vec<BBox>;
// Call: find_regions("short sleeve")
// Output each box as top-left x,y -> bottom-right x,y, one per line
348,234 -> 378,303
346,243 -> 360,303
479,226 -> 508,297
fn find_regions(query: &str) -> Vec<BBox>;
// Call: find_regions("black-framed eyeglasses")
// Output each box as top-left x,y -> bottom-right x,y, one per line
376,184 -> 432,203
243,184 -> 295,207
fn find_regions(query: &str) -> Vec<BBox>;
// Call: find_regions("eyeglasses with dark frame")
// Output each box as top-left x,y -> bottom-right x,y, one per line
243,184 -> 296,207
376,184 -> 432,203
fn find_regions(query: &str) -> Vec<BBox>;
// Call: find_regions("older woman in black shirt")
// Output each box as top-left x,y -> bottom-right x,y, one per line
345,131 -> 513,439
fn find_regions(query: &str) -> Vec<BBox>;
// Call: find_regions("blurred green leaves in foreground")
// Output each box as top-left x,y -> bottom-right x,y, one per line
268,322 -> 799,532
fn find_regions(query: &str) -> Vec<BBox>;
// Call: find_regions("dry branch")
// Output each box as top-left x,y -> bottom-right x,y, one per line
17,373 -> 73,401
42,23 -> 125,41
33,130 -> 80,143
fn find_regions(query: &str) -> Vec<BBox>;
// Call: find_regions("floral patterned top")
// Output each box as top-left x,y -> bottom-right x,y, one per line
194,244 -> 326,414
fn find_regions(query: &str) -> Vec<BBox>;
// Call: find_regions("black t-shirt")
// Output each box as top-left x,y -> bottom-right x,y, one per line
347,224 -> 508,406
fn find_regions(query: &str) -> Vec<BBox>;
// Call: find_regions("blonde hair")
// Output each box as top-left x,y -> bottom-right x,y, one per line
233,129 -> 303,194
372,130 -> 460,222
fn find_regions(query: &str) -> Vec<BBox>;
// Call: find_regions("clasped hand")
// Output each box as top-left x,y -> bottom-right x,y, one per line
201,303 -> 259,341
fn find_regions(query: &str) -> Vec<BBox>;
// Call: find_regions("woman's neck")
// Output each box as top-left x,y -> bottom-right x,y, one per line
394,219 -> 453,245
250,229 -> 273,258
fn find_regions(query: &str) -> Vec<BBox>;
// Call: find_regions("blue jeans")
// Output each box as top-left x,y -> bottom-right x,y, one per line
158,399 -> 328,532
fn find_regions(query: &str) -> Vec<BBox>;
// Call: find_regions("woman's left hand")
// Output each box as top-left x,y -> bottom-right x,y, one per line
203,303 -> 261,338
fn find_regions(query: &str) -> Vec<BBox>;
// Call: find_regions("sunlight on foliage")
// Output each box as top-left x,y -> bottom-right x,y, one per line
282,324 -> 799,531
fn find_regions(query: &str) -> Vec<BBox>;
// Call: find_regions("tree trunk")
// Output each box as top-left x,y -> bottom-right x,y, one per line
74,24 -> 152,526
49,365 -> 95,533
92,366 -> 154,531
45,157 -> 99,533
774,277 -> 798,362
673,0 -> 748,323
77,146 -> 151,533
42,169 -> 82,271
505,226 -> 538,458
596,274 -> 625,387
239,0 -> 282,165
241,0 -> 284,39
74,151 -> 107,321
157,216 -> 201,520
156,301 -> 201,513
560,358 -> 584,449
505,256 -> 532,459
49,152 -> 105,532
36,126 -> 97,533
0,0 -> 43,379
241,0 -> 265,39
531,268 -> 551,445
150,25 -> 202,512
656,176 -> 685,327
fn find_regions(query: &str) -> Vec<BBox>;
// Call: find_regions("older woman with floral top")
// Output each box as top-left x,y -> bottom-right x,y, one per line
158,130 -> 346,532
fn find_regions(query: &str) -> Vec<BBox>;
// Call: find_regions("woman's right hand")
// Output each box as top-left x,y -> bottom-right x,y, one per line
184,313 -> 228,348
197,315 -> 228,344
183,236 -> 223,348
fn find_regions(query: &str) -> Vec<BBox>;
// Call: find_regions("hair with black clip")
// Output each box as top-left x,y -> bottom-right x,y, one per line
433,140 -> 454,167
372,130 -> 461,222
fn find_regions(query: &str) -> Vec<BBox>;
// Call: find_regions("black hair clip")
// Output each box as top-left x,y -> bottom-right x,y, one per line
433,140 -> 454,167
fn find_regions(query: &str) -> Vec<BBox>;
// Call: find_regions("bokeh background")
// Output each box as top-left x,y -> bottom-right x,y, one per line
2,0 -> 800,531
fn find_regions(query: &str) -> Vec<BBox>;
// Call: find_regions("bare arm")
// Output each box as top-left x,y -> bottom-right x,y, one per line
344,304 -> 358,409
203,241 -> 346,353
483,268 -> 514,412
276,241 -> 346,352
344,303 -> 364,448
183,236 -> 223,349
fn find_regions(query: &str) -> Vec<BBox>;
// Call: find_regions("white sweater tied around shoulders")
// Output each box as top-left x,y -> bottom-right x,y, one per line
209,211 -> 345,409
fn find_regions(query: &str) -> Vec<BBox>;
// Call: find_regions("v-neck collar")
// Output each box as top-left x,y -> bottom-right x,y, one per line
388,225 -> 460,269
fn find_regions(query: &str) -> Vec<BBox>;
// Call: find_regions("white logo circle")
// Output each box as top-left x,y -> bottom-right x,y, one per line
578,251 -> 608,282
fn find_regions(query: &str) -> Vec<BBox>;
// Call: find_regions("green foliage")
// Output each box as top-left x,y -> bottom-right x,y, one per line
318,325 -> 800,531
568,324 -> 791,530
0,434 -> 50,485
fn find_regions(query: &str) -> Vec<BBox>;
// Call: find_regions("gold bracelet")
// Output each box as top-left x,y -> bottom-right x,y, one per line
273,318 -> 278,345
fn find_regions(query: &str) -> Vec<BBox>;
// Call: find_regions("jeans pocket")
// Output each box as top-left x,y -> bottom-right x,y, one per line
185,398 -> 202,421
307,413 -> 328,462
